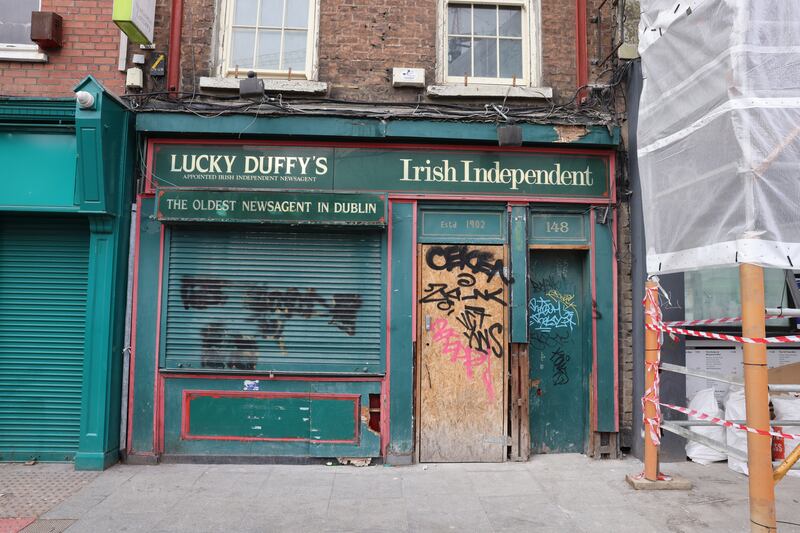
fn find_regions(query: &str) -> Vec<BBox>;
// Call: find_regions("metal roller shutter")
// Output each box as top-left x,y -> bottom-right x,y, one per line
163,226 -> 384,374
0,216 -> 89,461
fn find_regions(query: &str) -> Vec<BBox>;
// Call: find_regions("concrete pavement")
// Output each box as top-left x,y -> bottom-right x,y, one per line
2,455 -> 800,532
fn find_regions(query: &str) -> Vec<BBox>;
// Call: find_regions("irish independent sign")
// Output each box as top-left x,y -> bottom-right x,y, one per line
150,142 -> 610,199
157,190 -> 386,225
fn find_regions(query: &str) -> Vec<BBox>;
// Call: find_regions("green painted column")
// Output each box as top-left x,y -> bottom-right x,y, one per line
594,217 -> 616,432
75,217 -> 125,470
510,206 -> 528,343
387,202 -> 414,464
129,198 -> 159,457
73,77 -> 134,470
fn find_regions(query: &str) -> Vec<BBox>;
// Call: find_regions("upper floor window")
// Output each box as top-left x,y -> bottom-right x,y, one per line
437,0 -> 543,90
0,0 -> 40,50
223,0 -> 318,79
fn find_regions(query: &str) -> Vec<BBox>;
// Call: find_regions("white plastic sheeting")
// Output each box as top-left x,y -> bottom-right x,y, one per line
637,1 -> 800,274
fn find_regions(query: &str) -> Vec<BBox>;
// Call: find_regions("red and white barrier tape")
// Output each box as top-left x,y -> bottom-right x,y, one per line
646,322 -> 800,345
642,284 -> 663,447
660,402 -> 800,440
664,316 -> 782,327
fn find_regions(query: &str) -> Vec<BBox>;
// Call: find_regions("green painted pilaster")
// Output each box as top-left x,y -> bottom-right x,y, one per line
387,202 -> 414,463
76,217 -> 122,470
73,77 -> 134,470
129,197 -> 160,456
510,206 -> 528,343
594,217 -> 616,432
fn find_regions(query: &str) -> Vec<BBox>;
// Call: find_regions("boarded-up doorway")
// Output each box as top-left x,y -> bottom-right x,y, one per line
417,244 -> 509,462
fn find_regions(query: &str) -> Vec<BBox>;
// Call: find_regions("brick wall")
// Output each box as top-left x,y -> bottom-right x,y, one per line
617,195 -> 634,447
151,0 -> 619,105
0,0 -> 126,97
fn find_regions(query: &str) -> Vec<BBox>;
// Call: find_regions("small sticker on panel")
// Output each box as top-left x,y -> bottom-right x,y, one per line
243,380 -> 260,391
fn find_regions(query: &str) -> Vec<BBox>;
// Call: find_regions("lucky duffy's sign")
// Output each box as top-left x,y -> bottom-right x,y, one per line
150,142 -> 610,199
157,190 -> 386,225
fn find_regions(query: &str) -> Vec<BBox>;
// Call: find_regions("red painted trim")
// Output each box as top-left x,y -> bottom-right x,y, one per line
156,374 -> 166,453
608,154 -> 619,432
381,201 -> 393,457
148,138 -> 616,156
180,390 -> 360,444
411,203 -> 418,339
167,0 -> 184,95
589,209 -> 599,433
608,151 -> 617,205
152,226 -> 166,453
576,0 -> 589,100
387,194 -> 607,204
145,138 -> 155,194
160,373 -> 382,382
611,206 -> 620,432
126,196 -> 144,455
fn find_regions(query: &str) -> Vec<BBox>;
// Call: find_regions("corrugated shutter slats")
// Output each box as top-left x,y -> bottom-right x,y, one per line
0,216 -> 89,458
164,227 -> 383,374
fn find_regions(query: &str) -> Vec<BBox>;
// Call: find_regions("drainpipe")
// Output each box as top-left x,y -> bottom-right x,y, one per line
167,0 -> 184,96
575,0 -> 589,100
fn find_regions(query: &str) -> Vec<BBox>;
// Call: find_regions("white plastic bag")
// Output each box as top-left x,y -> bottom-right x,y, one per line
772,396 -> 800,478
686,388 -> 727,465
725,388 -> 749,475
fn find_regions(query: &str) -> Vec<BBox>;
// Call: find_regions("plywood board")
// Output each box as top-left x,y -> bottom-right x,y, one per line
417,244 -> 509,462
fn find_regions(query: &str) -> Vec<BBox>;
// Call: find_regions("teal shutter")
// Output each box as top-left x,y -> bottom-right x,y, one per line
163,226 -> 384,374
0,216 -> 89,461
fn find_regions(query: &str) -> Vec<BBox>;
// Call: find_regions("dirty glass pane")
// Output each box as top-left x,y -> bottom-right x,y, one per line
282,30 -> 307,71
234,0 -> 258,25
499,38 -> 522,78
474,37 -> 497,77
285,0 -> 309,28
231,29 -> 256,69
498,6 -> 521,37
0,0 -> 38,45
448,37 -> 471,76
448,4 -> 471,35
684,267 -> 790,325
473,5 -> 496,36
256,30 -> 280,69
259,0 -> 283,27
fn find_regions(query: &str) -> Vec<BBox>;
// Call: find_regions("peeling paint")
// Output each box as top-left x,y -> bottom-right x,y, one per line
361,406 -> 380,436
554,125 -> 589,143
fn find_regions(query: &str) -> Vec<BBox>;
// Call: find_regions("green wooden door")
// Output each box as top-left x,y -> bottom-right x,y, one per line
528,251 -> 588,453
0,216 -> 89,462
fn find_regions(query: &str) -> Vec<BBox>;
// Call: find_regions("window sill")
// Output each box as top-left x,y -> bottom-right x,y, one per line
0,49 -> 48,63
199,77 -> 328,94
426,84 -> 553,99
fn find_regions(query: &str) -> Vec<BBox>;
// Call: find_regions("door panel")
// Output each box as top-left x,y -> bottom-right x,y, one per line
418,244 -> 508,462
528,251 -> 587,453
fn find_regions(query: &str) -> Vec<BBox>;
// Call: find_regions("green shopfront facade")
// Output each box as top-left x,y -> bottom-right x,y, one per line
0,78 -> 134,470
128,113 -> 620,463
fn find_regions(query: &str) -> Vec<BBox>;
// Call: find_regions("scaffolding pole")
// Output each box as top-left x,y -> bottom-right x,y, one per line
739,264 -> 777,533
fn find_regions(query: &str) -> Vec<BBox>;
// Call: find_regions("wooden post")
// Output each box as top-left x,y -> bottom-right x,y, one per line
739,264 -> 777,532
643,280 -> 660,481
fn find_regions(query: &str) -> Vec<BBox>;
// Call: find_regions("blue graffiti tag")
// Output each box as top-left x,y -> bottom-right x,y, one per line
528,296 -> 576,332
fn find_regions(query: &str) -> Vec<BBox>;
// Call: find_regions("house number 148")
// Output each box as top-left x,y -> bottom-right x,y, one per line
546,221 -> 570,233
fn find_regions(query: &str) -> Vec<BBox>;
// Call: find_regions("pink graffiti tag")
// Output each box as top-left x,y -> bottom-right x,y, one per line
430,318 -> 495,402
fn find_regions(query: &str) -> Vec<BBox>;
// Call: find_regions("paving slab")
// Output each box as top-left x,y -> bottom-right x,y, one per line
3,455 -> 800,532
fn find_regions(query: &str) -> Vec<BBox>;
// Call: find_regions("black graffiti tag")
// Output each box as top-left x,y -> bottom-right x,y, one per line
199,322 -> 258,370
180,277 -> 228,310
550,347 -> 570,385
455,305 -> 504,358
425,245 -> 510,284
323,293 -> 363,336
